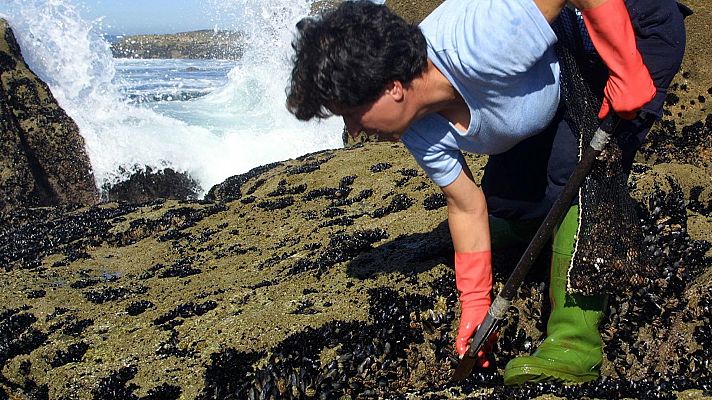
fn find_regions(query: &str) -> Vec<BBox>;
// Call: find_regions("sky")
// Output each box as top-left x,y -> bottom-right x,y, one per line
0,0 -> 386,37
0,0 -> 241,36
80,0 -> 241,35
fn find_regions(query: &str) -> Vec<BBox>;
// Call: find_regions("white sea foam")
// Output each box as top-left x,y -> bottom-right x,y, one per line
2,0 -> 343,195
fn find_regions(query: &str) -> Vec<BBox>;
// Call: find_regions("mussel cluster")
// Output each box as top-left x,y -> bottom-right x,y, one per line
423,193 -> 447,211
110,203 -> 228,246
92,365 -> 182,400
641,112 -> 711,166
394,168 -> 419,187
370,194 -> 414,218
0,307 -> 47,368
205,162 -> 282,202
199,288 -> 439,400
49,341 -> 89,368
1,136 -> 709,399
0,204 -> 138,270
286,229 -> 389,277
193,174 -> 710,399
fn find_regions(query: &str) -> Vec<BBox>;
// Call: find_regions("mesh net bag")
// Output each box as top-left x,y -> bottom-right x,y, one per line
553,10 -> 650,295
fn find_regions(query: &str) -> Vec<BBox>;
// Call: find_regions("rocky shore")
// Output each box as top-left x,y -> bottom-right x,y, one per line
0,20 -> 98,214
1,142 -> 710,399
1,1 -> 711,399
110,30 -> 245,60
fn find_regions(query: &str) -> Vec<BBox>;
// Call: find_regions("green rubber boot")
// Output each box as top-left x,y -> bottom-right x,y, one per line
503,205 -> 606,385
489,215 -> 540,250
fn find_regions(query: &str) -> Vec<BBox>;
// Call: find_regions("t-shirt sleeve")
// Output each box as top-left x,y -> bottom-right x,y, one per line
429,0 -> 558,79
400,118 -> 466,188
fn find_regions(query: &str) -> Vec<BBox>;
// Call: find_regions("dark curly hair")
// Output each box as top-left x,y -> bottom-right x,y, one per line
286,1 -> 428,121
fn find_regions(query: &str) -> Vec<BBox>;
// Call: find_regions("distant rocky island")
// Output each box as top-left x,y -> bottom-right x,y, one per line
110,30 -> 245,60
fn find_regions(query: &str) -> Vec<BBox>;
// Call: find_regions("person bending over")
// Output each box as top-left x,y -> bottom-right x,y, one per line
286,0 -> 685,384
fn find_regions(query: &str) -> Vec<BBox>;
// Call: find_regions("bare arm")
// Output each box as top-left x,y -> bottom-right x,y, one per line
534,0 -> 608,22
440,165 -> 490,253
443,164 -> 495,361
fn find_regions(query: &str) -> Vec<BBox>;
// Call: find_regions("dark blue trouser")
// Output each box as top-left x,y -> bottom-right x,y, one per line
482,0 -> 687,221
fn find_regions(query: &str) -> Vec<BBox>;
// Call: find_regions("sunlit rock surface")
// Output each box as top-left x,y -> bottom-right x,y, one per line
0,142 -> 710,399
1,0 -> 712,397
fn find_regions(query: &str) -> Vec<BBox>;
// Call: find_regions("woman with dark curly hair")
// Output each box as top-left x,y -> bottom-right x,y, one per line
286,0 -> 686,384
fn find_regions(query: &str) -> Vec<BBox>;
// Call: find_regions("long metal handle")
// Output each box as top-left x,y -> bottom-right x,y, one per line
452,115 -> 620,381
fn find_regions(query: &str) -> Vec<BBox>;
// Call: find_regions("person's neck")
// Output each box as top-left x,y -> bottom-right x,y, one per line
409,59 -> 464,120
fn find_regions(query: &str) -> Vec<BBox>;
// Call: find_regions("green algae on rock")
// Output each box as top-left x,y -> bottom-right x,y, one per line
2,0 -> 712,397
1,142 -> 711,399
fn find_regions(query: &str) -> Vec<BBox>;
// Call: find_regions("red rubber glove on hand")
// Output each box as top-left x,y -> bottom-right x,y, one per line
582,0 -> 656,120
455,251 -> 495,368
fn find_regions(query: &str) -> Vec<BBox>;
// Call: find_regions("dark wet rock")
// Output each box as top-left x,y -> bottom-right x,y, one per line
0,19 -> 98,214
105,166 -> 201,203
205,162 -> 281,202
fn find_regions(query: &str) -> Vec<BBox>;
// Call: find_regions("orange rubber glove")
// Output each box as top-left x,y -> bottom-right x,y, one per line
582,0 -> 656,120
455,251 -> 495,367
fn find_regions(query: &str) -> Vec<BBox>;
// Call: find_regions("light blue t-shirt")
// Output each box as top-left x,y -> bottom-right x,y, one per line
400,0 -> 561,187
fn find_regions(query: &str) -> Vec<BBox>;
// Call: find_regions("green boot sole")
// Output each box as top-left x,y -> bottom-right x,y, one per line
503,354 -> 600,385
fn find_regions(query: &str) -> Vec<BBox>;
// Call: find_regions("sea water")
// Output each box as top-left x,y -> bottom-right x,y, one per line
0,0 -> 344,196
